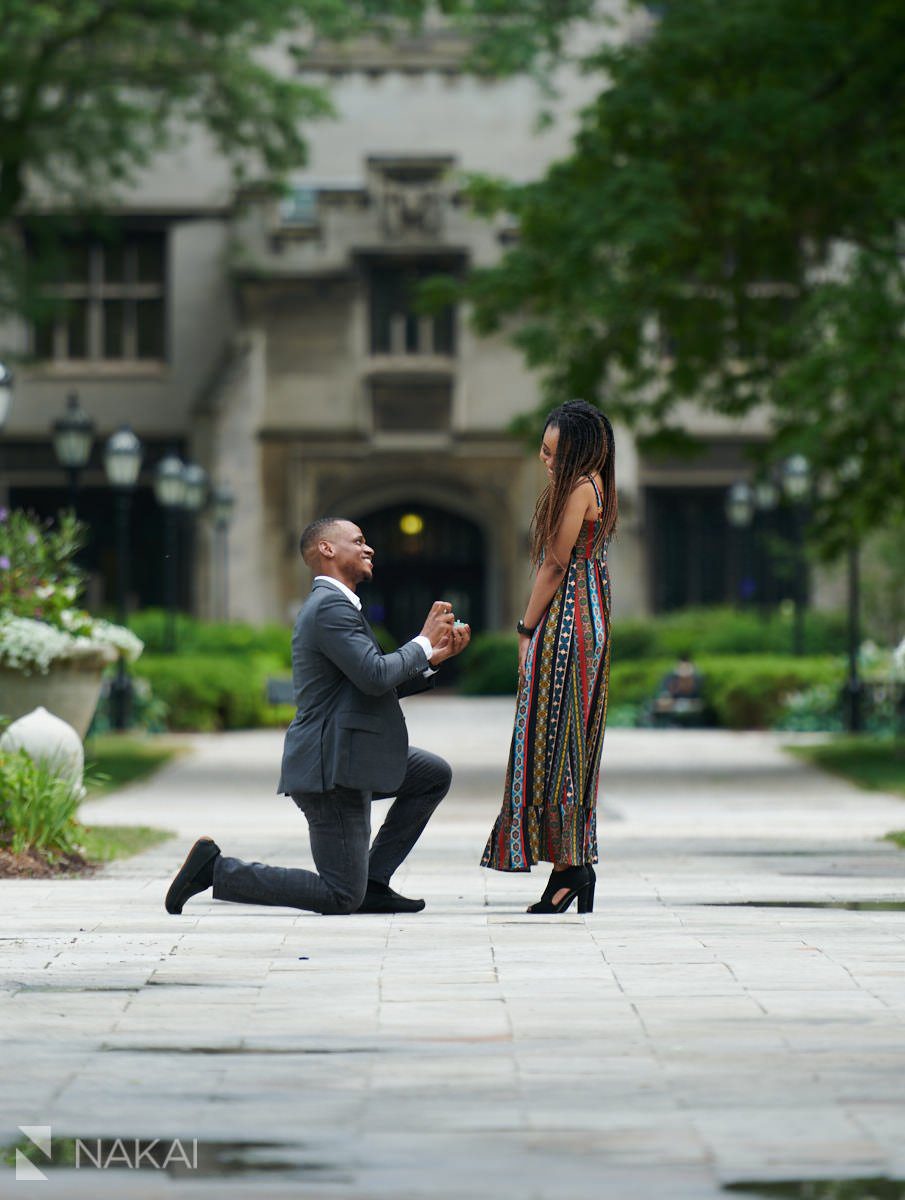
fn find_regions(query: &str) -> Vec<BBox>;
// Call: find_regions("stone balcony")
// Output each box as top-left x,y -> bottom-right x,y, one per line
230,156 -> 483,281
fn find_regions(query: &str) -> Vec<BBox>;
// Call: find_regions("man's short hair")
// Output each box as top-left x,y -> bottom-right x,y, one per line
299,517 -> 346,568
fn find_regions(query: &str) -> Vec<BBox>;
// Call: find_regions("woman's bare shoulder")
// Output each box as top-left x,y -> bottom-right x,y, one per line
569,475 -> 598,498
570,476 -> 601,505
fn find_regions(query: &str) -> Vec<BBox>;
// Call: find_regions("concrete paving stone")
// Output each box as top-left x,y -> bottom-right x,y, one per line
507,1024 -> 647,1045
630,994 -> 768,1020
506,1010 -> 642,1034
125,991 -> 263,1010
824,1082 -> 905,1105
3,707 -> 905,1197
96,1031 -> 245,1052
379,983 -> 503,1003
610,964 -> 741,996
596,947 -> 724,964
845,1103 -> 905,1145
750,989 -> 891,1015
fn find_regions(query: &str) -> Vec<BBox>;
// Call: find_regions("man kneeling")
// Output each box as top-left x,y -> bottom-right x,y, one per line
165,517 -> 470,917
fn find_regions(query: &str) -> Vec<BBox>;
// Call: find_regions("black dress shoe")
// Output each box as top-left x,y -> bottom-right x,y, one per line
356,879 -> 425,914
165,837 -> 221,914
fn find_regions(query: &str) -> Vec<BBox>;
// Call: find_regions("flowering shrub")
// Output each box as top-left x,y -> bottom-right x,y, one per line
0,508 -> 83,623
883,638 -> 897,686
0,745 -> 85,857
0,508 -> 143,675
775,683 -> 844,733
776,638 -> 904,734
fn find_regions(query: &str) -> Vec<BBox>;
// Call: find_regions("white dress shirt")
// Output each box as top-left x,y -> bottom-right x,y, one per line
314,576 -> 435,668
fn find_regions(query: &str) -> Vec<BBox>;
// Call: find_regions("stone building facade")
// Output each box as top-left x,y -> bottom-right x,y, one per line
0,19 -> 836,640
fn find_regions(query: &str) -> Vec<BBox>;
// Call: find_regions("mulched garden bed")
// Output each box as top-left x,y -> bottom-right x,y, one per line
0,847 -> 97,879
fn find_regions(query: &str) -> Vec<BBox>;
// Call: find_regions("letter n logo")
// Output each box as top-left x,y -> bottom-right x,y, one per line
16,1127 -> 52,1181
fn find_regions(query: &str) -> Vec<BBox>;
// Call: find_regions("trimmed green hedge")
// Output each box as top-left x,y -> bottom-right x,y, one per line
700,655 -> 844,729
133,653 -> 282,732
459,632 -> 845,729
608,653 -> 845,729
129,610 -> 292,665
458,632 -> 522,697
128,609 -> 398,660
613,606 -> 849,660
119,608 -> 851,733
119,610 -> 402,732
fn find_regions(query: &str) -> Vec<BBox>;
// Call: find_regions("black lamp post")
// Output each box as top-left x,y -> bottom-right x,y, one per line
725,481 -> 755,605
845,540 -> 864,734
210,484 -> 235,621
104,425 -> 143,730
52,391 -> 95,509
726,481 -> 755,529
751,477 -> 779,617
753,478 -> 779,513
182,464 -> 208,515
838,455 -> 864,734
154,454 -> 187,654
0,361 -> 13,431
780,454 -> 811,656
180,462 -> 207,621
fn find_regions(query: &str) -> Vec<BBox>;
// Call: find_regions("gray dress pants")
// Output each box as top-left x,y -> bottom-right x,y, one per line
212,747 -> 451,914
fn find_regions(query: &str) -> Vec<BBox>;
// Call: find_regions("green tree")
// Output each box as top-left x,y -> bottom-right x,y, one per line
0,0 -> 594,318
450,0 -> 905,556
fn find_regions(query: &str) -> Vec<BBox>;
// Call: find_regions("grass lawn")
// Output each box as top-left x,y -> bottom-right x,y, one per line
787,736 -> 905,798
83,734 -> 186,797
78,823 -> 175,862
788,736 -> 905,852
80,735 -> 183,863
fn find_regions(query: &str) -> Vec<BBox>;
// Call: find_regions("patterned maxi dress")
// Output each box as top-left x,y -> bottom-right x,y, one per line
481,482 -> 611,872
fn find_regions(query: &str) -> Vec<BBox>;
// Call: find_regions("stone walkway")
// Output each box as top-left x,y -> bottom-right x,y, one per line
2,697 -> 904,1198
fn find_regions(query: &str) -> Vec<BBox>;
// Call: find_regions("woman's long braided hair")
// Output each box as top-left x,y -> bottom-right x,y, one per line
529,400 -> 618,567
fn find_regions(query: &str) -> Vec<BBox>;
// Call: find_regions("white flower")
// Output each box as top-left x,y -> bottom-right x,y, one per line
0,614 -> 143,675
59,608 -> 88,632
87,618 -> 144,663
35,584 -> 56,600
858,639 -> 881,668
0,618 -> 75,674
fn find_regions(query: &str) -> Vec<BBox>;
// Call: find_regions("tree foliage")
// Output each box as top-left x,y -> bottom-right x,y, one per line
456,0 -> 905,555
0,1 -> 331,221
0,0 -> 595,316
0,0 -> 599,215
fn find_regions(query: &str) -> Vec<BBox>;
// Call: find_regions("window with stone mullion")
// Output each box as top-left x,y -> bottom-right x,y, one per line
32,232 -> 166,363
369,261 -> 456,357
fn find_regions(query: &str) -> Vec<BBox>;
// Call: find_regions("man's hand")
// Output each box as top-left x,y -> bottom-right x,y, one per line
420,600 -> 455,651
430,622 -> 471,667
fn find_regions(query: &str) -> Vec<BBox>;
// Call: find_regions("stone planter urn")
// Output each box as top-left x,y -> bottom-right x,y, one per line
0,649 -> 116,740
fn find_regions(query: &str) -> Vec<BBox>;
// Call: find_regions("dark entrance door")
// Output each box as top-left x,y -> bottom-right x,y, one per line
354,503 -> 486,654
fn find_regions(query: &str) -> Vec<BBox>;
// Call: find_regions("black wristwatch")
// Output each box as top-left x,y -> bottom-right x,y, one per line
516,620 -> 535,637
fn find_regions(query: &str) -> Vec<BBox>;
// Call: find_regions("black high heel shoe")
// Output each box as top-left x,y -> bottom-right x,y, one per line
526,865 -> 596,914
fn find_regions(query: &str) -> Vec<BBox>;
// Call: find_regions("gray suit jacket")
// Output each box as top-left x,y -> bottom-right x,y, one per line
277,580 -> 432,796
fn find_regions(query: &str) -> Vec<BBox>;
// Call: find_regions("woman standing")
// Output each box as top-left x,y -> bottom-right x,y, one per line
481,400 -> 617,913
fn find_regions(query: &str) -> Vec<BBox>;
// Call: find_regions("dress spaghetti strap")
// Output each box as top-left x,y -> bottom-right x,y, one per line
585,474 -> 603,517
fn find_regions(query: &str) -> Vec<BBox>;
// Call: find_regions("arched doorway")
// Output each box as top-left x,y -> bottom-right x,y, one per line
354,502 -> 487,649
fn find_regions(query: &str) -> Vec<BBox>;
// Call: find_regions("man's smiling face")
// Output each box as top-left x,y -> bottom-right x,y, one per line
319,520 -> 375,587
